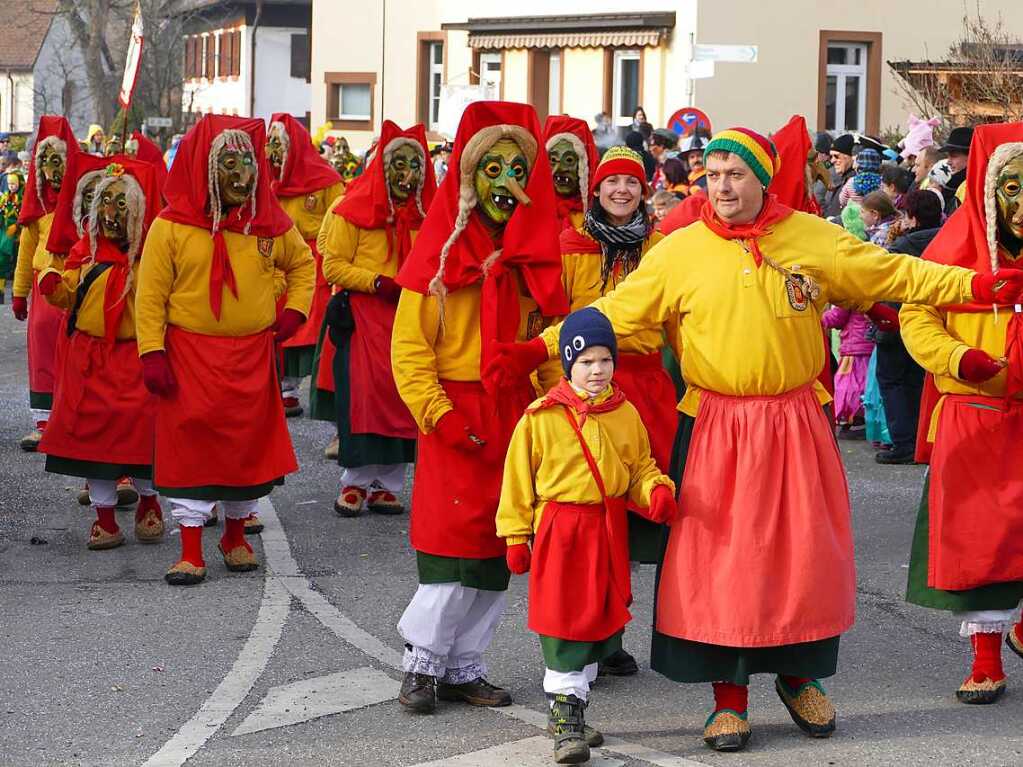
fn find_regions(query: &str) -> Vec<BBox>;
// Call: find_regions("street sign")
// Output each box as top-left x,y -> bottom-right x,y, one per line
146,117 -> 173,128
686,59 -> 715,79
693,44 -> 758,64
667,108 -> 712,138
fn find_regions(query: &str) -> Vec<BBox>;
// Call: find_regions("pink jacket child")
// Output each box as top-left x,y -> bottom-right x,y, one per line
821,307 -> 873,427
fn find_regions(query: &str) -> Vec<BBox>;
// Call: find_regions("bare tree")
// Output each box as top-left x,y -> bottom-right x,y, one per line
890,5 -> 1023,128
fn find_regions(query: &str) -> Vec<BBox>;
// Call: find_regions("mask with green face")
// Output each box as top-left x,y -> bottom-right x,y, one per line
78,175 -> 101,225
217,147 -> 256,209
474,138 -> 530,226
996,153 -> 1023,253
386,143 -> 424,202
548,138 -> 580,199
40,146 -> 66,192
97,177 -> 130,245
266,124 -> 287,178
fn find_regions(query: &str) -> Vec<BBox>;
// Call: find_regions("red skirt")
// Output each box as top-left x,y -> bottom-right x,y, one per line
928,395 -> 1023,590
347,292 -> 416,439
27,277 -> 65,406
154,326 -> 298,495
613,351 -> 678,472
283,239 -> 330,350
39,332 -> 155,466
410,379 -> 533,559
529,498 -> 632,641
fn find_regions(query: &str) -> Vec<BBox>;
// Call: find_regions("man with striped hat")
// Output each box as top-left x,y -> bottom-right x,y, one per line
488,126 -> 1023,752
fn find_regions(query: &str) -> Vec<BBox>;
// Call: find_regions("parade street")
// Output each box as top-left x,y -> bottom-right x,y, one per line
1,309 -> 1020,767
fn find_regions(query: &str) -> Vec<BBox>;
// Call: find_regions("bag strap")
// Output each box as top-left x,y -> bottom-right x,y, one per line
66,262 -> 113,337
560,405 -> 610,505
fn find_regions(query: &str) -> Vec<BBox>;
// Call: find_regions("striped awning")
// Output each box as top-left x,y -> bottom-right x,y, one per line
469,28 -> 664,50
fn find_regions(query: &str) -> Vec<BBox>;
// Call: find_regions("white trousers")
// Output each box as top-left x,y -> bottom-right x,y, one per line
398,583 -> 506,682
89,478 -> 156,507
280,376 -> 303,399
168,498 -> 259,528
30,408 -> 50,423
543,663 -> 598,702
956,603 -> 1022,637
340,463 -> 408,494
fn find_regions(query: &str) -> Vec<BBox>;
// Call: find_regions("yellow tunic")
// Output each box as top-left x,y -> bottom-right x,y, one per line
277,182 -> 344,241
319,213 -> 416,293
496,385 -> 674,546
540,212 -> 976,416
135,218 -> 315,355
38,261 -> 140,340
391,283 -> 544,433
900,303 -> 1022,439
13,213 -> 56,298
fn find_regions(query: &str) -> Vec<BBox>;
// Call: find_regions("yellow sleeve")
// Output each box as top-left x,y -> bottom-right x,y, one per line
135,218 -> 176,355
828,230 -> 974,307
12,221 -> 38,297
900,303 -> 971,379
496,413 -> 539,545
624,407 -> 675,510
38,265 -> 79,311
320,214 -> 379,293
390,288 -> 452,432
278,225 -> 315,317
272,267 -> 286,300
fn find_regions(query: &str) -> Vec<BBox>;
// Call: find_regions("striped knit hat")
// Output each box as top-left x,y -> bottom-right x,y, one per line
590,145 -> 650,195
703,128 -> 781,188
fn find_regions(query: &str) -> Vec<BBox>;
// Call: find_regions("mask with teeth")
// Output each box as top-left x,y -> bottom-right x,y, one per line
548,138 -> 580,198
266,122 -> 288,179
104,136 -> 123,157
474,138 -> 529,226
996,153 -> 1023,255
40,145 -> 66,192
386,143 -> 423,202
216,147 -> 256,209
97,177 -> 130,245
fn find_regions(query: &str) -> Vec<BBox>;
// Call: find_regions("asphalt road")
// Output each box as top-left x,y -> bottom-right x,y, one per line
1,308 -> 1022,767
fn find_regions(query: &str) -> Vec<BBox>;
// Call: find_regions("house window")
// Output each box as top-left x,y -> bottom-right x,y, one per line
548,50 -> 561,116
325,72 -> 376,129
291,33 -> 310,81
825,43 -> 867,132
818,31 -> 882,135
428,42 -> 444,129
479,52 -> 502,96
612,49 -> 640,127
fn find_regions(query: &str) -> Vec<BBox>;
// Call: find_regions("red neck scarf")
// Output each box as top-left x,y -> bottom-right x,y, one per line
535,378 -> 627,426
699,194 -> 794,267
387,199 -> 420,267
65,235 -> 130,344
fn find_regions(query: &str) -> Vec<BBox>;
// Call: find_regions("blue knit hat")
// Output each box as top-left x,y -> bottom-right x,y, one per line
560,307 -> 617,376
855,148 -> 881,172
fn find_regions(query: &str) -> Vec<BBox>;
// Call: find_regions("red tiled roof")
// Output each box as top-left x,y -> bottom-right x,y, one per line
0,0 -> 56,71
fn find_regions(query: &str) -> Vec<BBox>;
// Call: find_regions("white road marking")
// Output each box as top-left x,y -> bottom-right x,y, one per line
409,735 -> 624,767
140,574 -> 291,767
232,666 -> 399,736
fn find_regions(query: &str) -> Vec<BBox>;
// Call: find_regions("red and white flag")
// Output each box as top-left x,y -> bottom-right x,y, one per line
118,3 -> 145,109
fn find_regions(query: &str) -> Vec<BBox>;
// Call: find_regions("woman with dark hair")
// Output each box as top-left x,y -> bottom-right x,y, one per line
874,189 -> 945,464
662,158 -> 689,197
631,106 -> 647,131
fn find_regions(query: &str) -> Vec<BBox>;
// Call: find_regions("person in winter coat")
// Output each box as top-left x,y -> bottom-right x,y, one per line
821,306 -> 873,438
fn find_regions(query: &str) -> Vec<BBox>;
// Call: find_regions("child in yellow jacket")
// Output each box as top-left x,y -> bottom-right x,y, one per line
497,307 -> 675,765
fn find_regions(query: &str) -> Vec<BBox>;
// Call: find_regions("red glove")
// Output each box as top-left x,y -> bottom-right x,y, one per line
483,337 -> 549,391
958,348 -> 1005,383
11,296 -> 27,321
374,275 -> 402,303
38,272 -> 61,296
433,410 -> 485,452
646,484 -> 677,526
972,270 -> 1023,304
506,543 -> 531,574
866,303 -> 900,332
272,308 -> 305,343
140,351 -> 177,397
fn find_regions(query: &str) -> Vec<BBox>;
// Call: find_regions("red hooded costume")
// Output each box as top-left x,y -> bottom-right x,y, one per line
543,115 -> 599,231
15,116 -> 81,414
39,159 -> 165,473
268,113 -> 343,364
903,123 -> 1023,593
129,131 -> 169,191
142,114 -> 302,498
394,101 -> 568,561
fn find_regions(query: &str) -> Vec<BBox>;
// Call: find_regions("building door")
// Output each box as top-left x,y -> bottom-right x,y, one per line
479,52 -> 502,97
